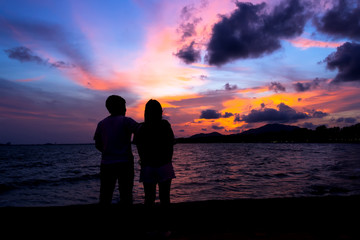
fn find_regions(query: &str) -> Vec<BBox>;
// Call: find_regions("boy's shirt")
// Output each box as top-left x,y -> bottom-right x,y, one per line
94,115 -> 138,164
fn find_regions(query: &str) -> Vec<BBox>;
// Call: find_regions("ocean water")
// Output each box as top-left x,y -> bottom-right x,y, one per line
0,143 -> 360,207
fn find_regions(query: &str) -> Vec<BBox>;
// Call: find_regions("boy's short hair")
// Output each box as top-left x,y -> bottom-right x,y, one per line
106,95 -> 126,115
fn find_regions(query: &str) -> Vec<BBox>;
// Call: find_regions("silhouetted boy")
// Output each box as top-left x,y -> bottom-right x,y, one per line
94,95 -> 138,205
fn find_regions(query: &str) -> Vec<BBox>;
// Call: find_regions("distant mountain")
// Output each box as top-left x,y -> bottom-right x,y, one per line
189,132 -> 223,139
176,123 -> 360,143
240,123 -> 300,135
188,124 -> 299,139
179,123 -> 301,143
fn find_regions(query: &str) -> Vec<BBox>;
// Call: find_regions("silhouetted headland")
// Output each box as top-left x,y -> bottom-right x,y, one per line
177,123 -> 360,143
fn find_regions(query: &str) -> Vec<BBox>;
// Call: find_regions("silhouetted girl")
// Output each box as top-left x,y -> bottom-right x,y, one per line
135,99 -> 175,207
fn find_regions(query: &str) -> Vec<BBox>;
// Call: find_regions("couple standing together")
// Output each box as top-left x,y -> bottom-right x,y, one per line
94,95 -> 175,207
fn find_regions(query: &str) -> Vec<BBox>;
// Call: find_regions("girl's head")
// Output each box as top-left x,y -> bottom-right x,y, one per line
144,99 -> 162,123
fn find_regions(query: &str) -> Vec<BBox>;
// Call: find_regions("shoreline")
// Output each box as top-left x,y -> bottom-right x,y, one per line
1,195 -> 359,239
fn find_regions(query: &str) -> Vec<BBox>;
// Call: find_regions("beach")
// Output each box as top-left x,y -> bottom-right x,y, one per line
1,195 -> 359,239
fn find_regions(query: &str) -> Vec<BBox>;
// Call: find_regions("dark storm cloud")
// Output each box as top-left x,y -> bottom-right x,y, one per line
199,109 -> 234,119
200,109 -> 221,119
313,0 -> 360,40
240,103 -> 309,123
174,41 -> 201,64
311,110 -> 328,118
269,82 -> 286,92
212,125 -> 224,130
224,83 -> 238,91
1,18 -> 91,71
4,46 -> 76,69
293,82 -> 312,92
323,42 -> 360,83
4,46 -> 45,65
205,0 -> 309,66
293,78 -> 326,92
223,112 -> 234,118
336,117 -> 357,124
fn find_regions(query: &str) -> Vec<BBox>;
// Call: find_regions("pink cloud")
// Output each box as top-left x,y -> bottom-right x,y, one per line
288,37 -> 344,49
15,76 -> 45,82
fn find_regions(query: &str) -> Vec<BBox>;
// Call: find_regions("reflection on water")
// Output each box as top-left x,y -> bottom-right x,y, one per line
1,143 -> 360,206
172,143 -> 360,202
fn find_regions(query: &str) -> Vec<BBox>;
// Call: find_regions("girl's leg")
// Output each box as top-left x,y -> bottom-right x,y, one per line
143,182 -> 156,207
159,179 -> 171,207
158,179 -> 172,232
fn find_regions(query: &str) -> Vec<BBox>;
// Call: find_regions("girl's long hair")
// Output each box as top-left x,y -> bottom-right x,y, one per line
144,99 -> 162,124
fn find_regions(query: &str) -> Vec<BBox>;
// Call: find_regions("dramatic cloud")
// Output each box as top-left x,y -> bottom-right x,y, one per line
212,125 -> 224,130
4,46 -> 76,69
336,117 -> 357,124
314,0 -> 360,40
223,112 -> 234,118
2,19 -> 89,67
269,82 -> 286,92
4,46 -> 45,64
199,109 -> 234,119
323,42 -> 360,83
293,78 -> 326,92
177,4 -> 202,41
206,0 -> 309,66
224,83 -> 238,91
311,110 -> 328,118
200,109 -> 222,119
175,41 -> 201,64
240,103 -> 309,123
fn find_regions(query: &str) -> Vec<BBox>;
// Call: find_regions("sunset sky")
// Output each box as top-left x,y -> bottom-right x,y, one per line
1,0 -> 360,144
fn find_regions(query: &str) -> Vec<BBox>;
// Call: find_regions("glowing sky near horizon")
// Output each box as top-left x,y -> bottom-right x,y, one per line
1,0 -> 360,144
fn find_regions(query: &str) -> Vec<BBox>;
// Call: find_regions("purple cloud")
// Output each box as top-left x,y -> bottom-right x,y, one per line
200,109 -> 221,119
240,103 -> 309,123
313,0 -> 360,40
206,0 -> 309,66
4,46 -> 45,64
324,42 -> 360,83
269,82 -> 286,93
4,46 -> 76,69
175,41 -> 201,64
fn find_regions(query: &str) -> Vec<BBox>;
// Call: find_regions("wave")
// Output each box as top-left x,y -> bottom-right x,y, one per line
0,173 -> 100,194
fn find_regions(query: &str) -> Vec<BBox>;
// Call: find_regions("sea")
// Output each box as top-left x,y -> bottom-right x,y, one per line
1,143 -> 360,207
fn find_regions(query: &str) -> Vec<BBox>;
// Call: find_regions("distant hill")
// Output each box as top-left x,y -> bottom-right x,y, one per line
189,132 -> 223,139
176,123 -> 360,143
240,123 -> 300,136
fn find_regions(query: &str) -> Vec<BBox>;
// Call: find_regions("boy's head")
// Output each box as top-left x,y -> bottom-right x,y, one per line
106,95 -> 126,116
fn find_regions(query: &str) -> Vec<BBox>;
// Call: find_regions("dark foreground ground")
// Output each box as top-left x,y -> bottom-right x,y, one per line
1,196 -> 359,239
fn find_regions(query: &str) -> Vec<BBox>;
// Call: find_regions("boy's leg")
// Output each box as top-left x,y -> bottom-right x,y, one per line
99,164 -> 117,205
118,161 -> 134,205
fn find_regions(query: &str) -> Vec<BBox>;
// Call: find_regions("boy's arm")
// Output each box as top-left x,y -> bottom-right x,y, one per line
94,123 -> 103,152
129,117 -> 140,134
